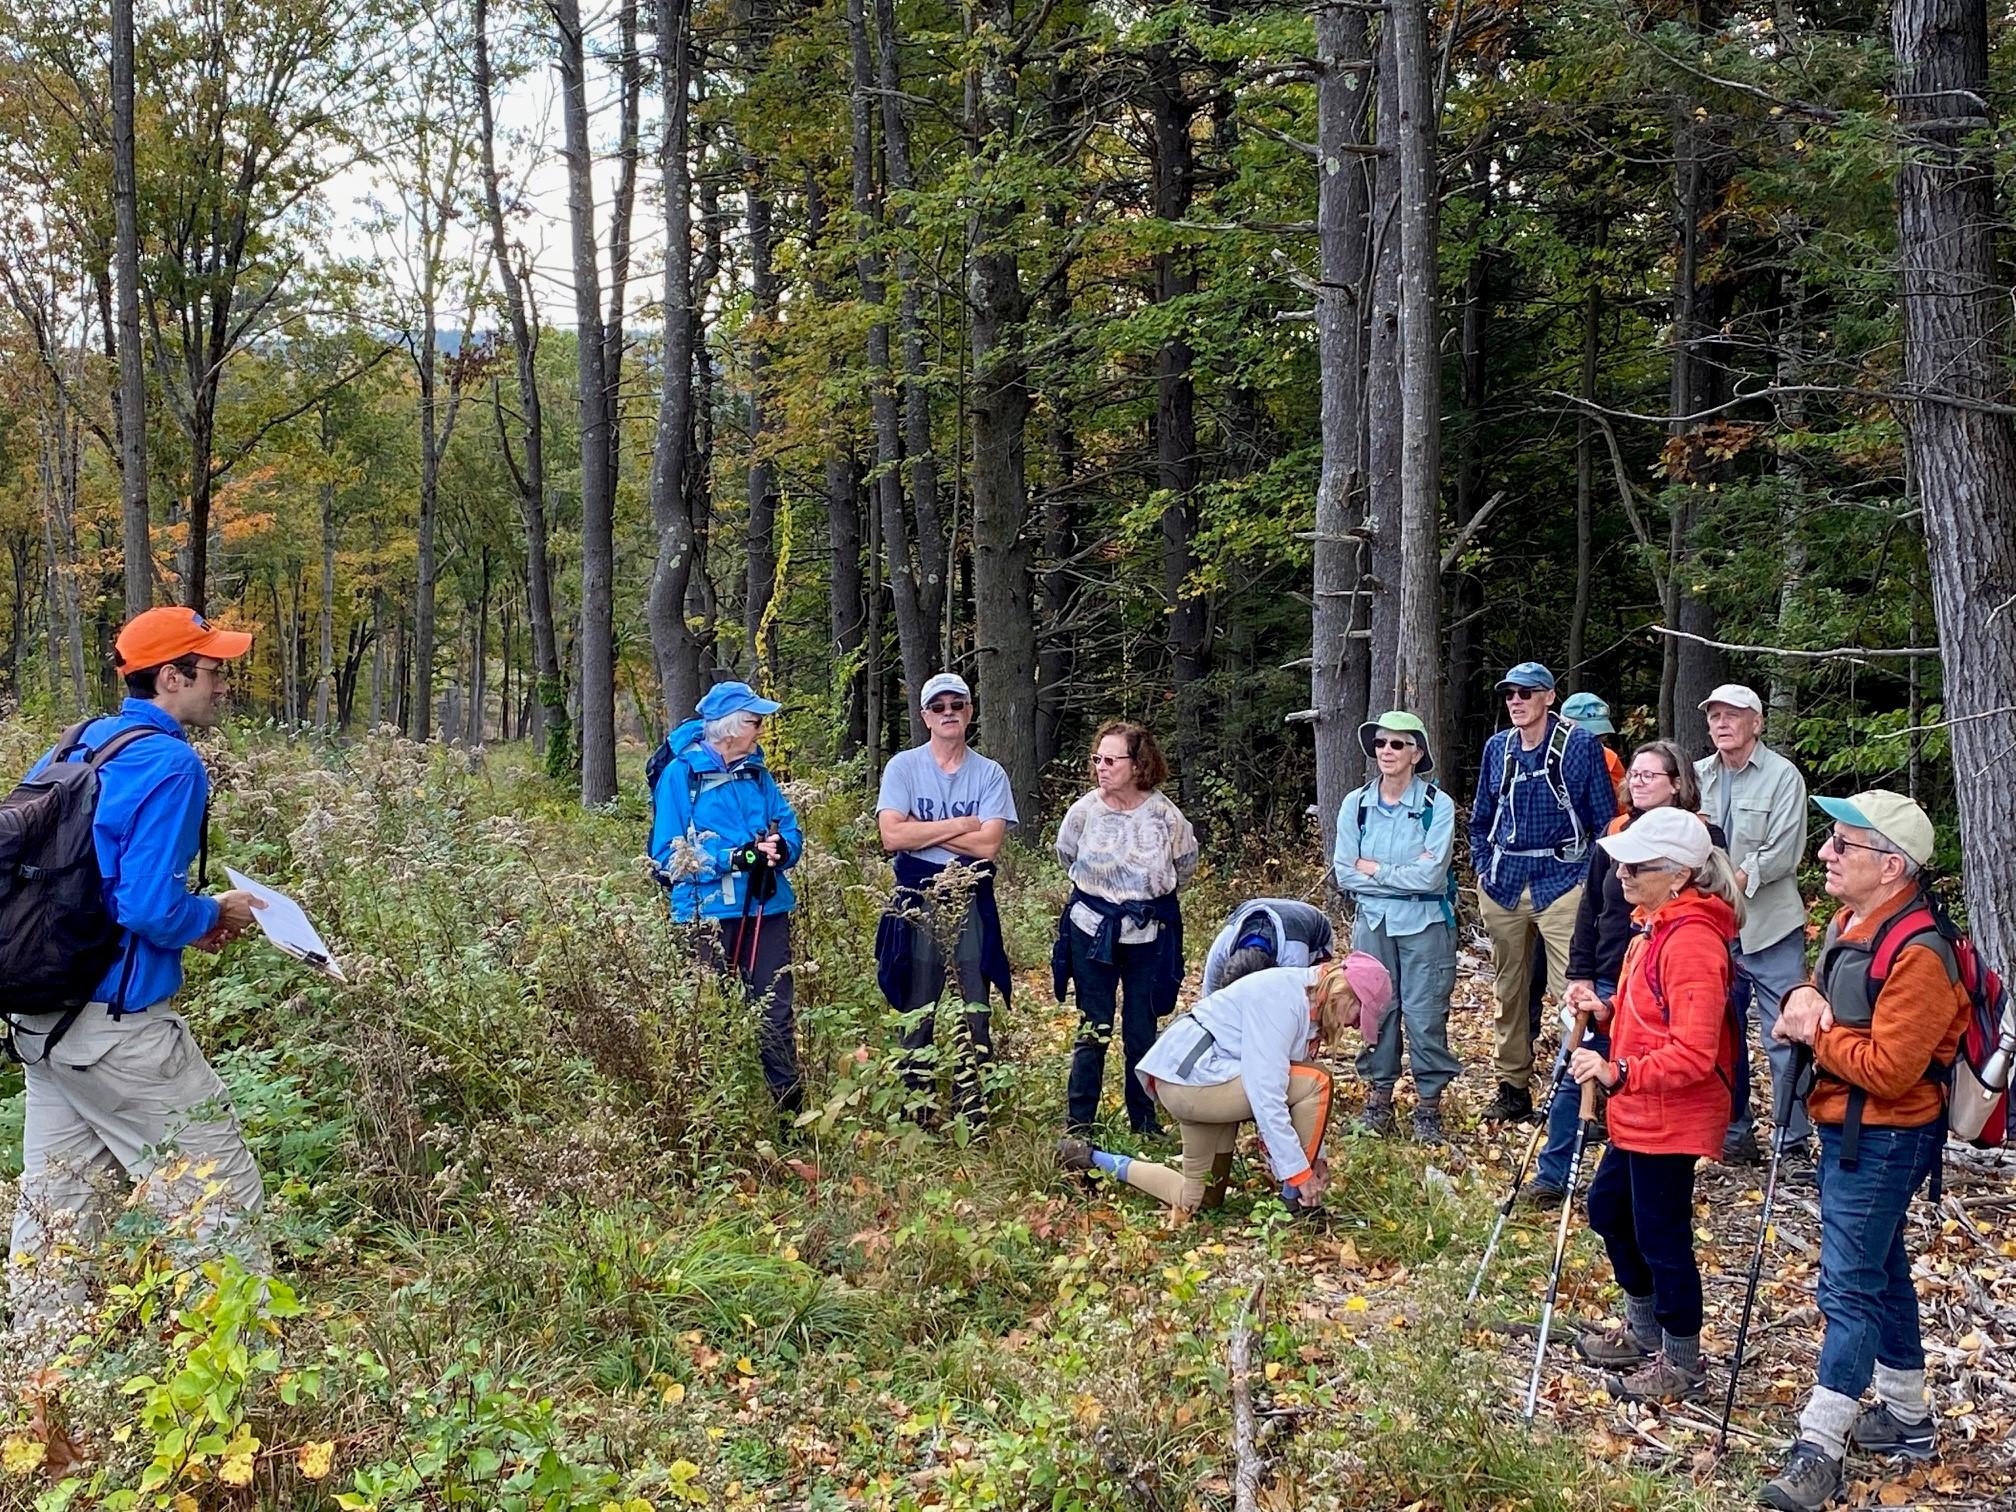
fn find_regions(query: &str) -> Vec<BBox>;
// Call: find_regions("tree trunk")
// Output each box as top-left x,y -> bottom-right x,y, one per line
409,311 -> 442,741
604,0 -> 642,509
554,0 -> 618,803
1364,19 -> 1403,717
475,0 -> 568,769
1568,268 -> 1599,692
1893,0 -> 2016,968
646,0 -> 705,723
1313,0 -> 1373,864
111,0 -> 150,619
316,408 -> 337,729
1771,264 -> 1810,727
1448,145 -> 1492,765
966,0 -> 1039,820
1389,0 -> 1442,751
1147,40 -> 1208,807
876,0 -> 947,722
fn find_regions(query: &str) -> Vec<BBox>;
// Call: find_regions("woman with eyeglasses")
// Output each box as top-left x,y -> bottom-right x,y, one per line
1566,805 -> 1743,1405
1052,722 -> 1199,1136
1331,710 -> 1459,1144
1524,740 -> 1726,1204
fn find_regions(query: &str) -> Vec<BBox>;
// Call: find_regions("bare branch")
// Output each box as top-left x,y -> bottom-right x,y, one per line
1648,624 -> 1940,661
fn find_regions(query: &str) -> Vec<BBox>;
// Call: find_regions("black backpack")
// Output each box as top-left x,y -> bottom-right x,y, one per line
0,720 -> 167,1054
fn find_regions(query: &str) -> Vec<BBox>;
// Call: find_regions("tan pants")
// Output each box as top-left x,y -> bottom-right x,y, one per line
1478,884 -> 1582,1084
1119,1065 -> 1333,1211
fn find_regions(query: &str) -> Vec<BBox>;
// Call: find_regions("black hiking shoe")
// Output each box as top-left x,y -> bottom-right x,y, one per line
1517,1179 -> 1566,1210
1410,1102 -> 1447,1145
1758,1441 -> 1844,1511
1851,1403 -> 1936,1461
1722,1129 -> 1763,1166
1480,1082 -> 1534,1123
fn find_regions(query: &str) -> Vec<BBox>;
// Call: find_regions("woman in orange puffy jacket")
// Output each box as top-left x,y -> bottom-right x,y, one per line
1566,805 -> 1744,1406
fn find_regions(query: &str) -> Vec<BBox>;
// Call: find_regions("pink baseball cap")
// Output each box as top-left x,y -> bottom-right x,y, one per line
1314,953 -> 1393,1039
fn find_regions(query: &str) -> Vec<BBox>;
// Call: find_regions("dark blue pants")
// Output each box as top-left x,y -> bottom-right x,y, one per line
1065,927 -> 1162,1133
1814,1121 -> 1943,1396
1586,1146 -> 1703,1338
1535,977 -> 1616,1189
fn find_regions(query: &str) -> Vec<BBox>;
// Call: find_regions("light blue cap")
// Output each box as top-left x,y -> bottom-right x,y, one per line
697,681 -> 782,720
1495,661 -> 1556,693
1560,691 -> 1613,733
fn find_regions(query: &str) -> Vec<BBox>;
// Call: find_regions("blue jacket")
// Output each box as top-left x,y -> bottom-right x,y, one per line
1333,775 -> 1456,937
25,699 -> 220,1012
1467,716 -> 1619,911
647,719 -> 803,922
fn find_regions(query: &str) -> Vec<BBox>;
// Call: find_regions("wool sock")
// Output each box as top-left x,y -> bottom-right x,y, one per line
1662,1331 -> 1702,1374
1873,1363 -> 1931,1424
1797,1386 -> 1860,1460
1090,1150 -> 1132,1182
1625,1292 -> 1660,1348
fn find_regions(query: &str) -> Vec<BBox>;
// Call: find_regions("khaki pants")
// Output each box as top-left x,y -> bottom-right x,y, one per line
8,1007 -> 266,1347
1478,885 -> 1582,1085
1119,1066 -> 1333,1211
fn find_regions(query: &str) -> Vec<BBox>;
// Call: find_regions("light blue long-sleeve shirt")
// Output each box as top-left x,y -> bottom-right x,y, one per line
1332,775 -> 1456,938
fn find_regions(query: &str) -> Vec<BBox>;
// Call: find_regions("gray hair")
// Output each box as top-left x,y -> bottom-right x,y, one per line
704,710 -> 758,746
1683,846 -> 1748,930
1862,828 -> 1921,879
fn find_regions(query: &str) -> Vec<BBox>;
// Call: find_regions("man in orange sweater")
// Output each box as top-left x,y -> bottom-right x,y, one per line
1759,791 -> 1968,1512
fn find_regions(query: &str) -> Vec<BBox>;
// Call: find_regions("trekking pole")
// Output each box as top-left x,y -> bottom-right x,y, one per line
743,830 -> 781,974
1523,1075 -> 1598,1421
1717,1044 -> 1814,1452
1470,1008 -> 1591,1304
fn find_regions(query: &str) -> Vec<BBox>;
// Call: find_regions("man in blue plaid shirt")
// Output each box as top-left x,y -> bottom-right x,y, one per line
1468,661 -> 1619,1121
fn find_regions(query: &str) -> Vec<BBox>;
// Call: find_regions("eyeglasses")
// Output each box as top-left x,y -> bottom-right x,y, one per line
1619,860 -> 1678,878
1092,754 -> 1133,767
926,698 -> 968,714
177,659 -> 230,685
1626,768 -> 1674,784
1373,738 -> 1416,752
1825,829 -> 1891,858
1503,687 -> 1541,702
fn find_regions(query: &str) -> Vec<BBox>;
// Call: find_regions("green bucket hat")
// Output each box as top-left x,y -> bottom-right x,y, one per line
1357,710 -> 1434,775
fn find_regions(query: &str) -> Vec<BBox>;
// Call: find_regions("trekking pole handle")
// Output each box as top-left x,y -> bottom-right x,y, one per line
1578,1077 -> 1599,1122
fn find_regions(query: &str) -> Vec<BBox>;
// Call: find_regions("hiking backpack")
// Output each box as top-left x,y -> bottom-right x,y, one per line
1853,891 -> 2010,1149
0,720 -> 163,1034
1491,718 -> 1589,862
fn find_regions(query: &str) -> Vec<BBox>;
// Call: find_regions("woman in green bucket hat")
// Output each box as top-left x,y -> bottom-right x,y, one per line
1331,711 -> 1460,1142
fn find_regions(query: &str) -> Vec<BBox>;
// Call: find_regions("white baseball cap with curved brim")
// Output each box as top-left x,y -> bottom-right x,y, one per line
1812,790 -> 1936,868
1597,806 -> 1712,870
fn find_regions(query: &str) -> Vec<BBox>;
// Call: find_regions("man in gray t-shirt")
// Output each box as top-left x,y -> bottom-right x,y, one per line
875,672 -> 1018,1128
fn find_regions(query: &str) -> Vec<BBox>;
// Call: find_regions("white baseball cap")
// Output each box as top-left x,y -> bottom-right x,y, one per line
1598,806 -> 1713,870
918,672 -> 971,710
1698,683 -> 1764,716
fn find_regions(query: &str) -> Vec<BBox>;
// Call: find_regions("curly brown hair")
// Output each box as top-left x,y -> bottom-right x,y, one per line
1091,721 -> 1170,792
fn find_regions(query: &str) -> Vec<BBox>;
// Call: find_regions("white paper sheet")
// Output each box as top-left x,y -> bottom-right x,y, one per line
223,867 -> 346,981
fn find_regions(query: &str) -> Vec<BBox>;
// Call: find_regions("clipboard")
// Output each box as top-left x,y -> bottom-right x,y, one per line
222,867 -> 347,982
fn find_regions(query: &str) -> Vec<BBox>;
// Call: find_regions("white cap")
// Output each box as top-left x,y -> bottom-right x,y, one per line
1598,807 -> 1713,869
918,672 -> 971,709
1698,683 -> 1764,716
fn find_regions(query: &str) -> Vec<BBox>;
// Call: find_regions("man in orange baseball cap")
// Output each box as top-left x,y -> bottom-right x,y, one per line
7,604 -> 266,1347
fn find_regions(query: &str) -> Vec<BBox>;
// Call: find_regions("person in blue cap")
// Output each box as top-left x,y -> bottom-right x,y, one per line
1468,661 -> 1619,1122
649,681 -> 806,1113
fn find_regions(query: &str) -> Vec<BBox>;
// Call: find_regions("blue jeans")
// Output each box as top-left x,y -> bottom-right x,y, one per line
1814,1121 -> 1944,1398
1535,977 -> 1616,1189
1726,929 -> 1811,1145
1352,919 -> 1460,1101
1065,927 -> 1162,1132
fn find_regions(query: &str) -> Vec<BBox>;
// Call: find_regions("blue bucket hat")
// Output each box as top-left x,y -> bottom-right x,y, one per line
697,681 -> 782,721
1559,691 -> 1614,734
1494,661 -> 1556,694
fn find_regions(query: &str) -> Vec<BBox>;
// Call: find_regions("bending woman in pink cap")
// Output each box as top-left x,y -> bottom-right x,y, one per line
1058,954 -> 1392,1216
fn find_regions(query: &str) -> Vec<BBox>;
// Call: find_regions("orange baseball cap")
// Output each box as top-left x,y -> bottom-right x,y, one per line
114,606 -> 254,672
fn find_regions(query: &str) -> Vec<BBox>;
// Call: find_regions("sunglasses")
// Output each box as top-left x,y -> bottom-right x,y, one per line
1372,738 -> 1416,752
1619,859 -> 1678,878
1825,829 -> 1890,857
926,698 -> 968,714
1503,687 -> 1541,701
1091,754 -> 1133,767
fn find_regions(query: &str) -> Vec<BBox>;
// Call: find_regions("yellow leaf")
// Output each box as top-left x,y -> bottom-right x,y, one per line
1,1437 -> 46,1476
1344,1297 -> 1369,1313
1264,1362 -> 1282,1381
662,1381 -> 687,1405
735,1356 -> 755,1377
173,1497 -> 199,1512
220,1450 -> 256,1487
297,1440 -> 336,1481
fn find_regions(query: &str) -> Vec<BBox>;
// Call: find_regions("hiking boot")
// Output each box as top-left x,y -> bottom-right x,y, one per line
1516,1178 -> 1566,1210
1575,1322 -> 1654,1368
1758,1441 -> 1844,1511
1851,1403 -> 1937,1461
1605,1352 -> 1706,1404
1055,1137 -> 1094,1173
1722,1129 -> 1763,1166
1356,1090 -> 1397,1137
1480,1081 -> 1534,1123
1780,1140 -> 1817,1186
1411,1101 -> 1447,1145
